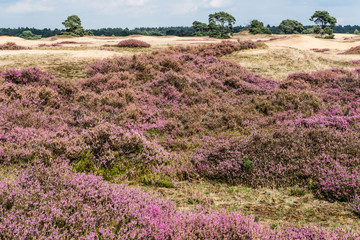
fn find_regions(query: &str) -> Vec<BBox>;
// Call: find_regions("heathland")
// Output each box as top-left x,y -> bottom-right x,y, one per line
1,33 -> 360,239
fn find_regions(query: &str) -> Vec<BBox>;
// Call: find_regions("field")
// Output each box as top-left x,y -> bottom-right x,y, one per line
1,33 -> 360,239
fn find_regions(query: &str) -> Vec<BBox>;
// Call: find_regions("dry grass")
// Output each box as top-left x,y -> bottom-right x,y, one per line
135,181 -> 360,229
0,53 -> 94,79
225,47 -> 357,81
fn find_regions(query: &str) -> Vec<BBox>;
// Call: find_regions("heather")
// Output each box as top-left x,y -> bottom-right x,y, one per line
1,39 -> 360,237
341,45 -> 360,54
1,162 -> 359,239
0,42 -> 28,50
117,39 -> 151,48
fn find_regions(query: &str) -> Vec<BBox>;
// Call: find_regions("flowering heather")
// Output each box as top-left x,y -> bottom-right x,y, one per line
340,45 -> 360,54
0,162 -> 359,239
256,37 -> 284,43
0,42 -> 28,50
1,40 -> 360,236
117,39 -> 151,48
311,48 -> 330,53
59,41 -> 82,44
2,66 -> 55,84
350,59 -> 360,65
38,43 -> 63,47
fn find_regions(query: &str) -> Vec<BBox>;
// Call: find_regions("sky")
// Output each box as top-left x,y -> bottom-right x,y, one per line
0,0 -> 359,29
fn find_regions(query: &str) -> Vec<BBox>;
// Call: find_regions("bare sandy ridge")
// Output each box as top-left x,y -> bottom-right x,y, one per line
266,34 -> 360,50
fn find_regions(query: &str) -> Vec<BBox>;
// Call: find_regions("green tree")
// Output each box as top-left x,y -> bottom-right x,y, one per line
249,20 -> 272,34
313,26 -> 322,34
310,11 -> 337,30
354,29 -> 360,34
277,19 -> 304,34
324,26 -> 334,39
192,21 -> 209,36
62,15 -> 86,37
208,11 -> 236,38
19,30 -> 42,40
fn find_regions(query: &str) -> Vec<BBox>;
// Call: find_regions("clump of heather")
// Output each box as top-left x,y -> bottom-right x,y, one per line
0,162 -> 359,239
173,40 -> 258,57
340,45 -> 360,54
350,194 -> 360,216
0,42 -> 28,50
117,39 -> 151,48
311,48 -> 330,53
38,43 -> 63,47
192,127 -> 360,187
2,66 -> 55,84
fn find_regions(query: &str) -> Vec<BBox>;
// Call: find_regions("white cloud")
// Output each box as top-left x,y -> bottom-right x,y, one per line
208,0 -> 230,8
172,0 -> 233,14
65,0 -> 149,8
6,0 -> 53,13
62,0 -> 151,14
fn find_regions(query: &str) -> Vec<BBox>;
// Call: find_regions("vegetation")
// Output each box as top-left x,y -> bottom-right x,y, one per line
249,20 -> 272,34
1,39 -> 360,237
117,39 -> 151,48
193,11 -> 236,38
310,10 -> 337,38
277,19 -> 304,34
62,15 -> 93,37
0,42 -> 28,50
19,30 -> 42,40
208,11 -> 236,38
2,24 -> 360,38
192,21 -> 209,36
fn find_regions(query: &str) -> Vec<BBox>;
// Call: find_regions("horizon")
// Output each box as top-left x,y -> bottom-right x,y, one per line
0,0 -> 359,29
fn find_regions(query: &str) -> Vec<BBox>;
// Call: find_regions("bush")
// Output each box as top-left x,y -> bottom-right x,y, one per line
249,20 -> 272,34
19,30 -> 42,40
0,162 -> 359,239
341,45 -> 360,54
117,39 -> 151,48
1,67 -> 55,84
0,42 -> 28,50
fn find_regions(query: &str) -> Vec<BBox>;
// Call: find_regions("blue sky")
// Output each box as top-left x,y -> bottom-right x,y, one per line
0,0 -> 359,29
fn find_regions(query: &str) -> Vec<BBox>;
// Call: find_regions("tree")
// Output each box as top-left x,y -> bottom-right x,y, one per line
192,21 -> 209,36
208,11 -> 236,38
310,11 -> 337,30
62,15 -> 86,37
277,19 -> 304,34
19,30 -> 42,40
249,20 -> 272,34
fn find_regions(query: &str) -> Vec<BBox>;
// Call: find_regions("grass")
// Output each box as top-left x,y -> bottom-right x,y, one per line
225,47 -> 356,81
0,53 -> 93,79
135,181 -> 360,228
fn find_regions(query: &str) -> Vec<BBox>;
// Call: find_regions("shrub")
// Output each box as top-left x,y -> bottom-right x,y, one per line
350,194 -> 360,216
0,162 -> 359,239
1,67 -> 55,84
19,30 -> 42,40
117,39 -> 151,48
0,42 -> 28,50
341,46 -> 360,54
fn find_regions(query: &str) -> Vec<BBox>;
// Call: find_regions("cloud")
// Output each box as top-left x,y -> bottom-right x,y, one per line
172,0 -> 233,14
6,0 -> 53,13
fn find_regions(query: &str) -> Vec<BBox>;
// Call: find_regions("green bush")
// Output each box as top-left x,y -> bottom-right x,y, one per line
19,30 -> 41,40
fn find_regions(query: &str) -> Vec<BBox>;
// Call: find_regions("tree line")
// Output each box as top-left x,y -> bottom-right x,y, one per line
1,12 -> 360,39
